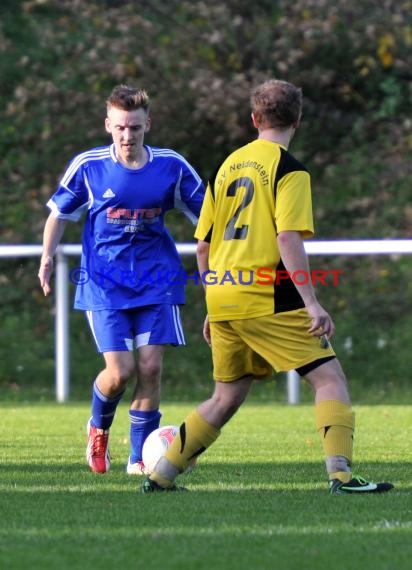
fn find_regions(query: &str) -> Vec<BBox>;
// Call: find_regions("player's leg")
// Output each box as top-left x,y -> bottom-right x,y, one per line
144,376 -> 253,491
304,359 -> 393,494
303,358 -> 354,481
92,350 -> 135,421
86,350 -> 135,474
142,320 -> 262,491
85,309 -> 136,473
127,344 -> 163,474
127,305 -> 185,475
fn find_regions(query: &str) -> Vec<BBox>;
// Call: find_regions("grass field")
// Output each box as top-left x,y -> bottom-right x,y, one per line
0,402 -> 411,570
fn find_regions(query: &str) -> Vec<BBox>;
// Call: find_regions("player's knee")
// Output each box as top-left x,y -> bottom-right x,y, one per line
212,389 -> 246,419
107,364 -> 135,390
138,361 -> 162,381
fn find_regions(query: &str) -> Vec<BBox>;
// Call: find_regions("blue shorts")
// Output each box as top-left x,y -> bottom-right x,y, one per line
85,305 -> 185,353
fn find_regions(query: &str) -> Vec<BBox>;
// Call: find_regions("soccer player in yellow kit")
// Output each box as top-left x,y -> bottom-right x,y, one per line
142,79 -> 394,494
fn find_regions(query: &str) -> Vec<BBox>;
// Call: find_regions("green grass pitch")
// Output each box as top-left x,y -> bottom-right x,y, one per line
0,402 -> 411,570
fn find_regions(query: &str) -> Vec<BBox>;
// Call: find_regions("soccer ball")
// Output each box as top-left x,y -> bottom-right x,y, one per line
142,425 -> 196,475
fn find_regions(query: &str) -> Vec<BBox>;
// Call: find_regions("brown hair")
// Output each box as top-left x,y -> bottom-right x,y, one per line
251,80 -> 302,129
106,85 -> 150,113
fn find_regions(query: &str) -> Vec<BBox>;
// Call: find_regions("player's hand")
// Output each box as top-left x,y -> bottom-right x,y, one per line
38,255 -> 54,296
203,315 -> 211,347
306,301 -> 335,339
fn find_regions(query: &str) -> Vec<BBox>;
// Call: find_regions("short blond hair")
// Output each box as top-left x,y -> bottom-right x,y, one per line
106,85 -> 150,113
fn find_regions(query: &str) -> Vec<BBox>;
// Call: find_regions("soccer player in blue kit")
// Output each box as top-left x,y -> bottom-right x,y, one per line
38,85 -> 205,474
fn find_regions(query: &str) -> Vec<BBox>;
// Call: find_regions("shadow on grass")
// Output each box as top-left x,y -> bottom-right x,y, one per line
0,460 -> 408,488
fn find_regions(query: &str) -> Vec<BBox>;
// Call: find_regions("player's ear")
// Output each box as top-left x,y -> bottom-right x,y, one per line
145,116 -> 151,133
251,112 -> 259,129
104,117 -> 111,134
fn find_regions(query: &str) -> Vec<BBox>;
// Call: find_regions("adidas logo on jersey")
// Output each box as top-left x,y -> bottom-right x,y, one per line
103,188 -> 115,198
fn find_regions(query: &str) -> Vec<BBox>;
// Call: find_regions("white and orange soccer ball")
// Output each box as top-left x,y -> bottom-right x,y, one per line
142,425 -> 196,475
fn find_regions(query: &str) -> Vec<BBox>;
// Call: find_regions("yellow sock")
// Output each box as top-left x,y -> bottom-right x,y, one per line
329,470 -> 352,483
315,400 -> 355,481
150,410 -> 220,486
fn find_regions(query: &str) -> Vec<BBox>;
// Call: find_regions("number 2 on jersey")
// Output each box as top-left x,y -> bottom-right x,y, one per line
223,176 -> 254,240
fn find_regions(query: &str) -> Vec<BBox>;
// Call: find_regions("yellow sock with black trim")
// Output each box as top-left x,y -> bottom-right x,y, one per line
166,409 -> 221,469
315,400 -> 355,482
150,409 -> 220,487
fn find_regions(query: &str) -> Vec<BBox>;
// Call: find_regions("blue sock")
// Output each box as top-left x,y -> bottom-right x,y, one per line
129,409 -> 161,463
90,381 -> 124,430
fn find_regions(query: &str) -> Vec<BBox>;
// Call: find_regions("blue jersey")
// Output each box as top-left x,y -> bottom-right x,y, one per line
47,144 -> 205,310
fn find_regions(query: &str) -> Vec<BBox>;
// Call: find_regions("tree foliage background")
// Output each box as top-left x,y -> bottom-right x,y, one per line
0,0 -> 411,401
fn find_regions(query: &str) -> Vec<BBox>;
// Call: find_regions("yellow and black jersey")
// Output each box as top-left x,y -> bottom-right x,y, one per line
195,139 -> 314,321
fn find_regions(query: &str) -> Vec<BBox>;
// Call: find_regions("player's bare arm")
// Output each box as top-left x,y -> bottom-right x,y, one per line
196,239 -> 210,281
277,230 -> 335,338
38,214 -> 67,296
196,239 -> 211,345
